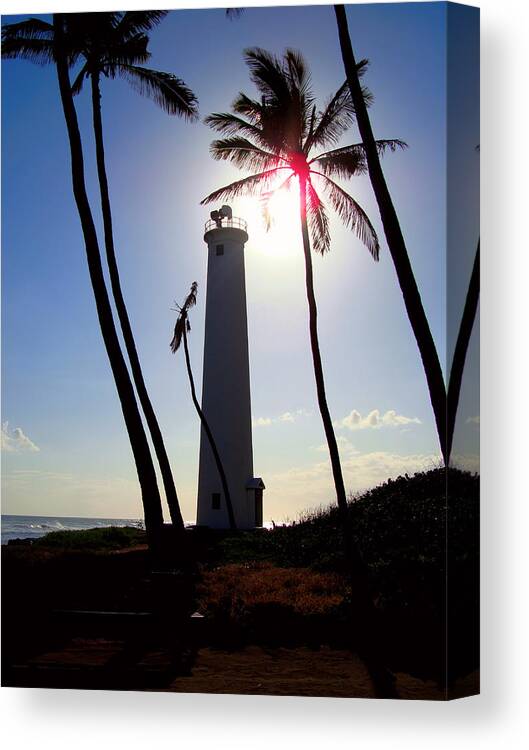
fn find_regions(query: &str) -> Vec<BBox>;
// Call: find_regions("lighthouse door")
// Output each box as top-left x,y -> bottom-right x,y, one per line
254,489 -> 263,527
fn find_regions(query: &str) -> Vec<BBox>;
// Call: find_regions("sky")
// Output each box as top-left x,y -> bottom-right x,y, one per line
1,2 -> 480,522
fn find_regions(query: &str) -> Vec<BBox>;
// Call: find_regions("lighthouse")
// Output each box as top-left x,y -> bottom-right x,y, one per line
196,206 -> 264,529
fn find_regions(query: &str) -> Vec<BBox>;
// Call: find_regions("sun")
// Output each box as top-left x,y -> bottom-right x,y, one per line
238,181 -> 302,258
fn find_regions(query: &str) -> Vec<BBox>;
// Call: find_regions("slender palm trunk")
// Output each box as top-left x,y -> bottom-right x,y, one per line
298,181 -> 348,518
90,72 -> 184,530
182,324 -> 236,530
298,177 -> 397,697
334,4 -> 448,465
53,15 -> 164,540
447,241 -> 480,464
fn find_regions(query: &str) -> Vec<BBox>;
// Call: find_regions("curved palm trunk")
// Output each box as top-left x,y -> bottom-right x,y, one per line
53,15 -> 164,540
334,4 -> 448,465
182,325 -> 236,530
299,177 -> 397,698
447,241 -> 480,464
298,181 -> 348,517
90,71 -> 184,530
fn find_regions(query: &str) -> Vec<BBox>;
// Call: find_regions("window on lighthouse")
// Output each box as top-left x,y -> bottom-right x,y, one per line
216,244 -> 224,256
212,492 -> 221,510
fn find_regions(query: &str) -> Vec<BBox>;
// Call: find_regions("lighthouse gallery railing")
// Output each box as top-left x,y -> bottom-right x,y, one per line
204,217 -> 248,233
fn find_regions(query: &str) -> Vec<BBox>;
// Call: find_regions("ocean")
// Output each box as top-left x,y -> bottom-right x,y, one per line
1,515 -> 144,545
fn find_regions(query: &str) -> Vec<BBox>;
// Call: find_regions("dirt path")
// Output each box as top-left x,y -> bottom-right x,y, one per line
18,640 -> 478,699
165,646 -> 478,700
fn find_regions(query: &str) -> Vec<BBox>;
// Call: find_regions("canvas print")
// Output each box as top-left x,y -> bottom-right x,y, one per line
1,2 -> 479,700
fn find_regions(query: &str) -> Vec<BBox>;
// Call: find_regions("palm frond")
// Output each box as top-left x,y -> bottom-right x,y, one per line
2,17 -> 54,40
284,48 -> 312,98
302,59 -> 370,155
114,11 -> 168,41
64,12 -> 112,35
62,12 -> 113,56
1,36 -> 55,64
185,281 -> 198,308
369,138 -> 408,154
313,139 -> 407,162
310,146 -> 367,180
2,18 -> 56,65
243,47 -> 291,104
209,137 -> 287,172
201,168 -> 288,205
230,90 -> 296,153
170,315 -> 186,354
116,65 -> 198,119
306,181 -> 331,255
103,34 -> 151,69
305,104 -> 317,147
61,13 -> 150,70
355,58 -> 370,79
261,105 -> 301,153
284,48 -> 314,143
71,61 -> 89,95
170,282 -> 198,353
204,112 -> 264,142
231,93 -> 263,123
314,172 -> 379,259
226,9 -> 244,20
241,49 -> 309,150
310,139 -> 406,178
303,82 -> 354,153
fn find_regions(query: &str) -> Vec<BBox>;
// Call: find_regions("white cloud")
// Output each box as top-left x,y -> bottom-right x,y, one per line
265,439 -> 441,520
335,409 -> 421,431
315,435 -> 359,456
253,408 -> 311,428
1,422 -> 40,453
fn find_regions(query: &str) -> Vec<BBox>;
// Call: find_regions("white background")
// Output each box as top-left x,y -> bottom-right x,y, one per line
1,0 -> 528,747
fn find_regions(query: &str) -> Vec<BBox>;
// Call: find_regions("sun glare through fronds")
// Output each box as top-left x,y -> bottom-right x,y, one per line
239,180 -> 302,257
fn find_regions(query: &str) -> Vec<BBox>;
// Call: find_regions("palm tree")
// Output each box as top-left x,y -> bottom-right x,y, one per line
201,48 -> 401,695
202,47 -> 403,521
170,283 -> 237,530
68,11 -> 198,527
2,14 -> 164,541
333,4 -> 448,464
2,12 -> 197,529
447,241 -> 480,464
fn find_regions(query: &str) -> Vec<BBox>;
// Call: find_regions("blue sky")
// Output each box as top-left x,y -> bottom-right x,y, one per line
1,3 -> 479,521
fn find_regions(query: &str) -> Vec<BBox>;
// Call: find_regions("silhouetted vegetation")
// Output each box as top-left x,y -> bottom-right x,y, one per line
198,468 -> 479,682
2,469 -> 478,688
32,525 -> 147,551
216,468 -> 475,573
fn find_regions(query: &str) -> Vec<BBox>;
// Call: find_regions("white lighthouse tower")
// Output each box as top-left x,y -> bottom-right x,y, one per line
196,206 -> 264,529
